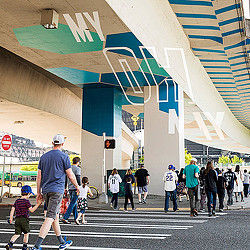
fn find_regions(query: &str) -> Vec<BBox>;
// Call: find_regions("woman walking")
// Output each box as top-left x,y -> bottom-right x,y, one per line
108,168 -> 122,210
177,168 -> 188,202
234,165 -> 244,202
204,162 -> 218,217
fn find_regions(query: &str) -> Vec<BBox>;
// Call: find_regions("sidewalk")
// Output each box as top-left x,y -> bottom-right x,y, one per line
1,194 -> 250,211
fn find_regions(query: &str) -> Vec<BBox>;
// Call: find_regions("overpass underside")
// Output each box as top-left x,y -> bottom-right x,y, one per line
0,0 -> 250,194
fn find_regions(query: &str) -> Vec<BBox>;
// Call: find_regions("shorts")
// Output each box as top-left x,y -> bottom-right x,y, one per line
138,185 -> 148,194
43,192 -> 63,219
15,217 -> 30,235
78,198 -> 88,212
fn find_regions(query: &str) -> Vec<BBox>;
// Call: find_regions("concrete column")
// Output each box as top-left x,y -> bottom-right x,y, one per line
144,83 -> 184,195
81,85 -> 122,193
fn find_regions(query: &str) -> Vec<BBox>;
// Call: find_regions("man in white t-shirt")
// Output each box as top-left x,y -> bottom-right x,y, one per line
163,165 -> 178,212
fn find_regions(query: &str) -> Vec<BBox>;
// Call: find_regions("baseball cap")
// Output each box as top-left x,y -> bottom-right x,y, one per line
227,165 -> 232,170
168,164 -> 175,170
53,134 -> 65,144
191,158 -> 197,162
21,185 -> 34,195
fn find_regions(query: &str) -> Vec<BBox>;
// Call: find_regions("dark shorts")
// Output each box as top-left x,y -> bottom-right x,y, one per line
43,192 -> 63,219
138,185 -> 148,194
15,217 -> 30,235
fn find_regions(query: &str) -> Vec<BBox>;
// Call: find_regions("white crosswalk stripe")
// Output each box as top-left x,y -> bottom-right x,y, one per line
1,209 -> 227,249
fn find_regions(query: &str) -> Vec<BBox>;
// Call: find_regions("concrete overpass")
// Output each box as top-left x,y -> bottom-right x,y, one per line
0,0 -> 250,194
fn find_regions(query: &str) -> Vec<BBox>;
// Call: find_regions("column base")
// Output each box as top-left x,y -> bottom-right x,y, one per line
99,192 -> 108,204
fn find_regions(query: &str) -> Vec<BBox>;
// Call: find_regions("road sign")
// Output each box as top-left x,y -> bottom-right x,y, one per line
104,139 -> 115,149
1,134 -> 12,151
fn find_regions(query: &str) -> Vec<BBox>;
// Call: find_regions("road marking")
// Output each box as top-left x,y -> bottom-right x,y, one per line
0,220 -> 192,230
72,217 -> 208,223
0,229 -> 170,239
0,243 -> 140,250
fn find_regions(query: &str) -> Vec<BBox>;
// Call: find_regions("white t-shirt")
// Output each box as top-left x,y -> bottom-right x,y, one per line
79,185 -> 90,199
163,171 -> 178,191
108,174 -> 122,193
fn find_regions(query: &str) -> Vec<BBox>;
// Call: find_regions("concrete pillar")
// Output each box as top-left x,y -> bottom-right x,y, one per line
81,85 -> 122,193
144,82 -> 184,195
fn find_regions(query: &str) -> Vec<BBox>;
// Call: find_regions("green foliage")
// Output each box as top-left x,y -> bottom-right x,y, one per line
20,163 -> 38,171
139,155 -> 144,164
218,155 -> 231,164
230,155 -> 244,164
185,149 -> 192,164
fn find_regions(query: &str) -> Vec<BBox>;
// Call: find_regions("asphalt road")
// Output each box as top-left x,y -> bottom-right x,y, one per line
0,207 -> 249,250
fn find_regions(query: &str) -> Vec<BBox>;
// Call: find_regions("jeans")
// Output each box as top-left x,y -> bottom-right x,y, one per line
188,185 -> 198,214
243,184 -> 249,197
124,194 -> 134,209
111,192 -> 119,209
218,190 -> 225,210
165,190 -> 177,212
63,191 -> 79,220
206,188 -> 217,213
200,191 -> 206,210
227,188 -> 234,205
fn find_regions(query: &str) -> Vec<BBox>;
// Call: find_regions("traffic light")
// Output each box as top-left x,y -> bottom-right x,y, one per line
105,139 -> 115,149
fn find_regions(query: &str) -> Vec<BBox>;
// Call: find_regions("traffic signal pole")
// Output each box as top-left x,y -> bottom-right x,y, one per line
0,154 -> 5,202
99,132 -> 108,204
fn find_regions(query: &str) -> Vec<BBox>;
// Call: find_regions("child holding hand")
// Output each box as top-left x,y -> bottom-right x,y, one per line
5,185 -> 42,250
75,177 -> 92,224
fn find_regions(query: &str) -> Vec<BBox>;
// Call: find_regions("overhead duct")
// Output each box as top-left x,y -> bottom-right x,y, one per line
41,9 -> 59,29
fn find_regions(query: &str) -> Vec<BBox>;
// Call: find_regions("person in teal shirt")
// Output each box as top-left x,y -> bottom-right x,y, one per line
183,158 -> 200,217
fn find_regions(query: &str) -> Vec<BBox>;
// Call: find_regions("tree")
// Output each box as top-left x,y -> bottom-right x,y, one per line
21,163 -> 38,171
218,155 -> 231,164
230,155 -> 244,164
185,149 -> 192,164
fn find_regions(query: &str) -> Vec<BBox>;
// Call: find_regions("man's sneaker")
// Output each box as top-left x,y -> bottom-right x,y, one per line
124,209 -> 128,212
138,201 -> 142,204
5,243 -> 13,250
110,202 -> 113,208
142,199 -> 146,203
59,239 -> 73,249
199,209 -> 205,213
132,208 -> 136,211
219,209 -> 223,212
208,213 -> 212,217
61,219 -> 71,224
28,247 -> 42,250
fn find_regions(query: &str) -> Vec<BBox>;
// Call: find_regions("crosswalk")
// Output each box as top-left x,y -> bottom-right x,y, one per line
0,209 -> 227,249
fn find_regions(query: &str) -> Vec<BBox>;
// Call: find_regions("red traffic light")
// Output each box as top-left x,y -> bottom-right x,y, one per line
105,139 -> 115,149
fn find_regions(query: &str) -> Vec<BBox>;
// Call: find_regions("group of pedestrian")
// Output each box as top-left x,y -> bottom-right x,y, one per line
163,157 -> 250,218
108,164 -> 150,211
5,134 -> 93,250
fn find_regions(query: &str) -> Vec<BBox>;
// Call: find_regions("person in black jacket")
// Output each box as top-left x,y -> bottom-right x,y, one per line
124,177 -> 135,211
204,161 -> 218,217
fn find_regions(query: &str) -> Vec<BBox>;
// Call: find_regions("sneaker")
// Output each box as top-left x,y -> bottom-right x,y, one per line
199,209 -> 205,213
124,209 -> 128,212
22,247 -> 28,250
28,247 -> 42,250
208,213 -> 212,217
5,243 -> 13,250
212,210 -> 216,216
190,213 -> 196,217
110,202 -> 113,208
138,201 -> 142,204
142,199 -> 146,203
193,209 -> 198,216
61,219 -> 71,224
132,208 -> 136,211
113,207 -> 119,210
59,239 -> 73,249
219,209 -> 223,212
